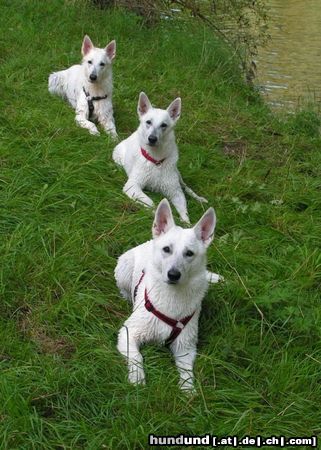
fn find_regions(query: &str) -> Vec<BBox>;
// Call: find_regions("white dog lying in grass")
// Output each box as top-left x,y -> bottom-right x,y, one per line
115,198 -> 221,392
48,35 -> 117,138
113,92 -> 207,223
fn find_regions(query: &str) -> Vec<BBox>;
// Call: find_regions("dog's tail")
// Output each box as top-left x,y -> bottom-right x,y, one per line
179,173 -> 208,204
48,71 -> 66,97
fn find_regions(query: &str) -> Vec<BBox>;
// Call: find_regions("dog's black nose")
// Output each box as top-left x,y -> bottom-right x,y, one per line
148,135 -> 158,145
167,269 -> 181,283
90,73 -> 97,81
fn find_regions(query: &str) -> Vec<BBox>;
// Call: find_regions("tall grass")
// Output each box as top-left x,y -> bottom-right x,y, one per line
0,0 -> 321,448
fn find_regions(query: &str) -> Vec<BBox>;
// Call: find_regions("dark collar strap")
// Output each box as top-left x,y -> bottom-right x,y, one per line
141,147 -> 166,166
83,87 -> 108,119
144,288 -> 194,345
133,270 -> 194,345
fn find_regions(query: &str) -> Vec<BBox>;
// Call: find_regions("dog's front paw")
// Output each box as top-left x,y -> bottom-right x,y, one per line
198,196 -> 208,204
140,198 -> 154,208
180,214 -> 190,225
206,271 -> 224,284
179,378 -> 195,394
128,364 -> 146,385
109,131 -> 119,141
89,127 -> 100,136
105,127 -> 118,140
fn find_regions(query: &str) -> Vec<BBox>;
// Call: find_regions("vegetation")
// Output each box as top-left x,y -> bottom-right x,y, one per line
93,0 -> 269,81
0,0 -> 320,448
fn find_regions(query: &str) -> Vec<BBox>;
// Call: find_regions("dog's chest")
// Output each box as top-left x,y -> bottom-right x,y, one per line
129,306 -> 174,344
127,273 -> 201,345
136,161 -> 173,191
87,98 -> 107,121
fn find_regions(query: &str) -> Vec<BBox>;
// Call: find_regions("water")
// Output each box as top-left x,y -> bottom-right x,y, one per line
255,0 -> 321,111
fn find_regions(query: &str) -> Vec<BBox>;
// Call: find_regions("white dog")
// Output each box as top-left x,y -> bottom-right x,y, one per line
115,198 -> 220,391
48,35 -> 117,138
113,92 -> 207,223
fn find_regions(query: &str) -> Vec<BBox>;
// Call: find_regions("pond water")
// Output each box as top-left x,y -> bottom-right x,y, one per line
255,0 -> 321,111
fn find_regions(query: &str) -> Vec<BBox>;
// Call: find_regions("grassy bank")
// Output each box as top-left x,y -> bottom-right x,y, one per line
1,0 -> 321,448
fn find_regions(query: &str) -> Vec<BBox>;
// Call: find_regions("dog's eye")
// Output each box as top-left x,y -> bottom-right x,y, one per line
146,120 -> 152,125
185,250 -> 194,257
161,123 -> 167,128
88,60 -> 92,65
163,246 -> 171,253
100,62 -> 105,66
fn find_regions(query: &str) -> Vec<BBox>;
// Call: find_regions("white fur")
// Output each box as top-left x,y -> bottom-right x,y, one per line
113,92 -> 207,223
115,199 -> 222,391
48,35 -> 117,138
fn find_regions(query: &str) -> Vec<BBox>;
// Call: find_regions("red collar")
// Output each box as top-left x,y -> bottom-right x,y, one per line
140,147 -> 166,166
134,270 -> 195,346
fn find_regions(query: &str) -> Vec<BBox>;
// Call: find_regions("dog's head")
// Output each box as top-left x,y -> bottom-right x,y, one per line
81,35 -> 116,84
137,92 -> 181,148
151,199 -> 216,285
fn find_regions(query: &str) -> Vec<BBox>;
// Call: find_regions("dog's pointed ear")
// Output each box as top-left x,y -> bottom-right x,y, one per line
153,199 -> 175,238
194,208 -> 216,247
82,35 -> 94,56
105,40 -> 116,61
167,97 -> 181,122
138,92 -> 152,117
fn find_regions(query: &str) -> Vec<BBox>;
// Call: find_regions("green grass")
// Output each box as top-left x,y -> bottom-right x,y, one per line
1,0 -> 321,448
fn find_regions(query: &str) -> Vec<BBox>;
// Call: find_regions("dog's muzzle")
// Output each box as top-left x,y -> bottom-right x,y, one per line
167,268 -> 181,284
148,135 -> 158,146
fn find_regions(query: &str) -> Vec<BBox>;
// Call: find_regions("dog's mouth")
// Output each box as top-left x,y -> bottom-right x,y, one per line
166,280 -> 179,285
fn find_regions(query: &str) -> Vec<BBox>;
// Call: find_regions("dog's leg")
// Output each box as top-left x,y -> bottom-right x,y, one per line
123,179 -> 154,208
117,326 -> 145,385
112,143 -> 125,166
171,344 -> 196,392
75,95 -> 100,135
101,120 -> 118,140
75,113 -> 100,135
115,250 -> 135,301
100,114 -> 118,140
206,271 -> 224,284
168,189 -> 190,224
